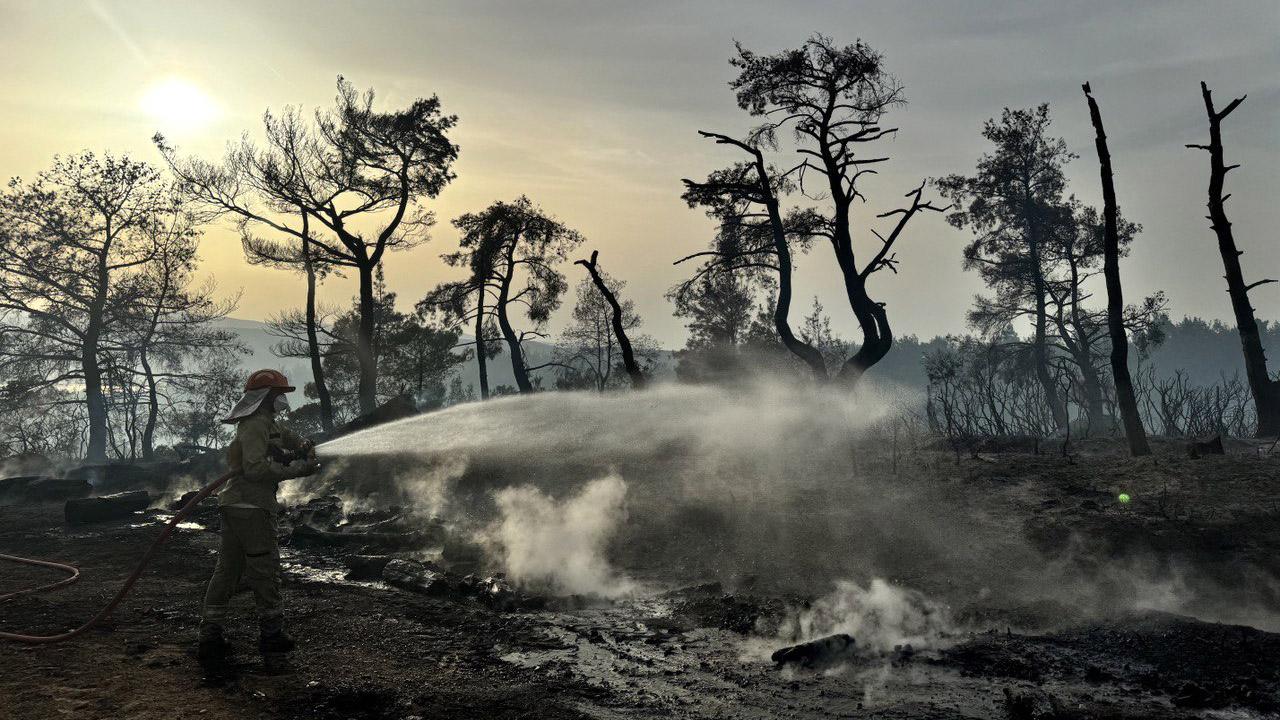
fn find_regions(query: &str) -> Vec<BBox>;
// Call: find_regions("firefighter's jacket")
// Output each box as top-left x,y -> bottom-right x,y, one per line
219,410 -> 306,513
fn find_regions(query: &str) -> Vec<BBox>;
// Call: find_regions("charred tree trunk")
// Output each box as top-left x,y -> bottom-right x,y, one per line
748,149 -> 827,382
301,233 -> 335,432
139,245 -> 168,460
1062,252 -> 1110,435
825,189 -> 891,387
497,236 -> 533,393
1084,82 -> 1150,454
140,348 -> 159,460
683,132 -> 829,380
1077,359 -> 1108,434
1031,292 -> 1066,432
829,182 -> 942,388
474,285 -> 491,400
575,250 -> 646,389
83,238 -> 111,463
837,274 -> 892,386
1189,82 -> 1280,437
1060,309 -> 1108,434
1027,205 -> 1070,433
774,249 -> 830,382
355,260 -> 378,413
82,332 -> 107,462
824,155 -> 893,388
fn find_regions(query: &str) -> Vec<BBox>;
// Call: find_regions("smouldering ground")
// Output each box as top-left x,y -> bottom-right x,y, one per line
2,441 -> 1278,719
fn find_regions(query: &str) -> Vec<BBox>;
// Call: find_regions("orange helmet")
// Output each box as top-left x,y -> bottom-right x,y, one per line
244,369 -> 295,393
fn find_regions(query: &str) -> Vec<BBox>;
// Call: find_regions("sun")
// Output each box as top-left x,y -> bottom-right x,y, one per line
139,77 -> 220,132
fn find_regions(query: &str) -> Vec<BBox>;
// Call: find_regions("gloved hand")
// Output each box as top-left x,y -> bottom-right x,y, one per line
286,458 -> 321,478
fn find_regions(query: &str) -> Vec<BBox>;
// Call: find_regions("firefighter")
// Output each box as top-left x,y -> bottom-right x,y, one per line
197,369 -> 320,665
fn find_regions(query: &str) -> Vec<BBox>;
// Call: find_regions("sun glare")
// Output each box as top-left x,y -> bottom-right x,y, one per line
139,77 -> 219,132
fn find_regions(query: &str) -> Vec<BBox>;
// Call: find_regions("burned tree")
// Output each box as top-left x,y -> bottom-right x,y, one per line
123,228 -> 242,458
1044,203 -> 1165,434
266,291 -> 343,415
158,76 -> 458,415
924,333 -> 1064,441
1082,82 -> 1151,455
679,139 -> 827,381
244,212 -> 338,432
426,198 -> 583,394
938,106 -> 1074,432
1044,204 -> 1112,432
1187,82 -> 1280,437
727,35 -> 945,386
669,268 -> 756,345
572,251 -> 647,389
421,229 -> 503,400
0,153 -> 169,462
421,286 -> 501,400
307,281 -> 462,418
381,308 -> 467,410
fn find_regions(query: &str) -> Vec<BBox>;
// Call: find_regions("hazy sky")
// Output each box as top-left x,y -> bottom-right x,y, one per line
1,1 -> 1276,347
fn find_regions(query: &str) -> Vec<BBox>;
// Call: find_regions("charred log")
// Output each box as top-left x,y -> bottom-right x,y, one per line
1186,434 -> 1225,459
0,476 -> 91,503
771,633 -> 857,669
65,491 -> 151,525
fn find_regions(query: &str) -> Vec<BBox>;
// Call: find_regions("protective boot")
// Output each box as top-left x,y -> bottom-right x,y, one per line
258,615 -> 296,655
196,622 -> 232,665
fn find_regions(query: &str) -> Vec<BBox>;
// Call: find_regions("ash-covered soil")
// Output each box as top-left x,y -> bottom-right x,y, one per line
2,441 -> 1278,719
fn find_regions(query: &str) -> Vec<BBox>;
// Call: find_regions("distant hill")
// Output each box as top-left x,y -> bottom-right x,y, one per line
216,315 -> 1274,398
854,318 -> 1280,391
214,318 -> 675,396
1140,317 -> 1280,387
216,318 -> 313,386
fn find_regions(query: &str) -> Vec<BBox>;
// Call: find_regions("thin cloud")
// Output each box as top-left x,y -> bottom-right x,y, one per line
87,0 -> 150,68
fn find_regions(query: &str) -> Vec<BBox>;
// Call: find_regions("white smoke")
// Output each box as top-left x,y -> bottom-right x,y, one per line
392,456 -> 466,518
777,578 -> 953,654
278,456 -> 467,518
311,378 -> 1277,632
149,473 -> 203,510
490,473 -> 637,598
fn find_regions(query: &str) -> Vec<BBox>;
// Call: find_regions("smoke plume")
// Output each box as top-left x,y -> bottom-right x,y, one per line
315,379 -> 1278,631
777,579 -> 953,654
489,473 -> 636,598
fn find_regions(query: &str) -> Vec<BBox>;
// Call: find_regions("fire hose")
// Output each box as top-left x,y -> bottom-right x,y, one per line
0,469 -> 239,644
